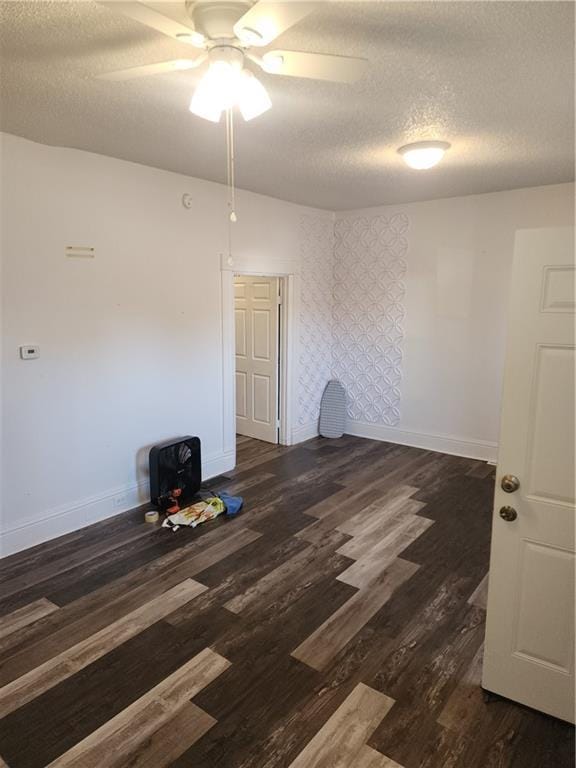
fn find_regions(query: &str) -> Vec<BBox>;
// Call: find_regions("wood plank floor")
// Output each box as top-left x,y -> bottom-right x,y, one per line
0,435 -> 573,768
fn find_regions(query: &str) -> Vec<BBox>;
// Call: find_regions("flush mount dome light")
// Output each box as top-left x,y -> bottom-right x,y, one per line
398,141 -> 451,170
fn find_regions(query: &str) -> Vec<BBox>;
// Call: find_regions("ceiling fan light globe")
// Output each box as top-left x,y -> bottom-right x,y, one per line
189,76 -> 222,122
398,141 -> 451,170
208,60 -> 243,110
190,58 -> 245,121
189,96 -> 222,122
238,71 -> 272,121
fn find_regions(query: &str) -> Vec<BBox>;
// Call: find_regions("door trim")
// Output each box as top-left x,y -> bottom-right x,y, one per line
234,275 -> 280,444
221,255 -> 300,464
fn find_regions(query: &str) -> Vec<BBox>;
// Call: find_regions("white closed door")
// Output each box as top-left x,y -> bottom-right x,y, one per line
234,275 -> 279,444
483,227 -> 575,722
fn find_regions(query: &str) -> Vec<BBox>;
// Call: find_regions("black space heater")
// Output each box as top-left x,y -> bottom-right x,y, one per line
149,436 -> 201,507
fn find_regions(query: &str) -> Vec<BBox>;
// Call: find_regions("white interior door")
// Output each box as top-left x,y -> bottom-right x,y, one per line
234,275 -> 279,444
483,227 -> 575,723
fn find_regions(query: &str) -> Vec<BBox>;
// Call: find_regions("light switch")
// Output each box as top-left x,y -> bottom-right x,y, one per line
20,345 -> 39,360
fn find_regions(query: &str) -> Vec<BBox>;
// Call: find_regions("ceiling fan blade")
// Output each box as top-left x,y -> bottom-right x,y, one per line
262,50 -> 368,83
98,2 -> 205,47
234,2 -> 320,47
97,57 -> 205,81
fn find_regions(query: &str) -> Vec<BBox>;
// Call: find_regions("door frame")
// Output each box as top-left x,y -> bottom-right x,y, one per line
221,254 -> 300,464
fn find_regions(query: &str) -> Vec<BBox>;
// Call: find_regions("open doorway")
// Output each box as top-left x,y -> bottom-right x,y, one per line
234,274 -> 285,445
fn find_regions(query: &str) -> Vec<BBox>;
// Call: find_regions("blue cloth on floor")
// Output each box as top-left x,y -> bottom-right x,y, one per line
219,492 -> 244,516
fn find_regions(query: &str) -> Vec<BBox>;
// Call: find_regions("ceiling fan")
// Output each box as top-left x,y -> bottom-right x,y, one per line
98,1 -> 368,122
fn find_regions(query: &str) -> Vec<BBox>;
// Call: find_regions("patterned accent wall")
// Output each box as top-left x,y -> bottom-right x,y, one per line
298,215 -> 335,427
332,213 -> 408,426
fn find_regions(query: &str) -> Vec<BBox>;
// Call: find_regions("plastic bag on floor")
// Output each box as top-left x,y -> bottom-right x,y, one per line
218,492 -> 243,516
162,496 -> 225,530
162,493 -> 243,531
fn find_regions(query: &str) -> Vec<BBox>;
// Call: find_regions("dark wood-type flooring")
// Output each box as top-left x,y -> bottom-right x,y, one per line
0,435 -> 573,767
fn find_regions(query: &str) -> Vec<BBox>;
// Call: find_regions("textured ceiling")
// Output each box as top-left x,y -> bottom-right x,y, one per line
0,0 -> 574,210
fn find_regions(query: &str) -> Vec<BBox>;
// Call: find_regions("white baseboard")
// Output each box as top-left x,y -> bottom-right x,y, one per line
345,420 -> 498,462
0,450 -> 236,559
291,421 -> 319,444
203,450 -> 236,480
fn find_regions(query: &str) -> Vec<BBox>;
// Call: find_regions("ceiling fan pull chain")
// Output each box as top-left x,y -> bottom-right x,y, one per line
225,108 -> 237,259
229,109 -> 237,223
225,108 -> 231,210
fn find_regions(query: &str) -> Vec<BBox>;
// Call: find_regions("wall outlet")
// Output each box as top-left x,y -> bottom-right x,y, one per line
114,494 -> 129,510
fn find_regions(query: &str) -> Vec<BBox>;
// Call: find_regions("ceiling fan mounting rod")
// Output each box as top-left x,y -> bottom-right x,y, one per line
185,0 -> 253,41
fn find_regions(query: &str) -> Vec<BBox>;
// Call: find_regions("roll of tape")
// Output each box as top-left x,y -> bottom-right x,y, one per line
145,510 -> 159,524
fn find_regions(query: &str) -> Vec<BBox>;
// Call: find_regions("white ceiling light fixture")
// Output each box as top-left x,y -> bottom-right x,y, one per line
238,70 -> 272,121
189,46 -> 271,123
398,141 -> 451,170
98,0 -> 368,224
189,46 -> 243,122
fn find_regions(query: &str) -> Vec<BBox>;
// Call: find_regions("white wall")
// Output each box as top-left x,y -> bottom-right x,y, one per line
0,133 -> 332,556
2,131 -> 573,557
336,183 -> 575,459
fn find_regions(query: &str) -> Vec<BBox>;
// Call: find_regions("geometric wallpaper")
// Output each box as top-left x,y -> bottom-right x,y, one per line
332,213 -> 408,426
298,212 -> 409,431
298,214 -> 335,427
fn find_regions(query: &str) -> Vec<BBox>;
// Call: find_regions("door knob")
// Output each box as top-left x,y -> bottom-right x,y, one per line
499,506 -> 518,522
501,474 -> 520,493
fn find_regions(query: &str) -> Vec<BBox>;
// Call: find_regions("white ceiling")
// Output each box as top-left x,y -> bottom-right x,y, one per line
0,1 -> 573,210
